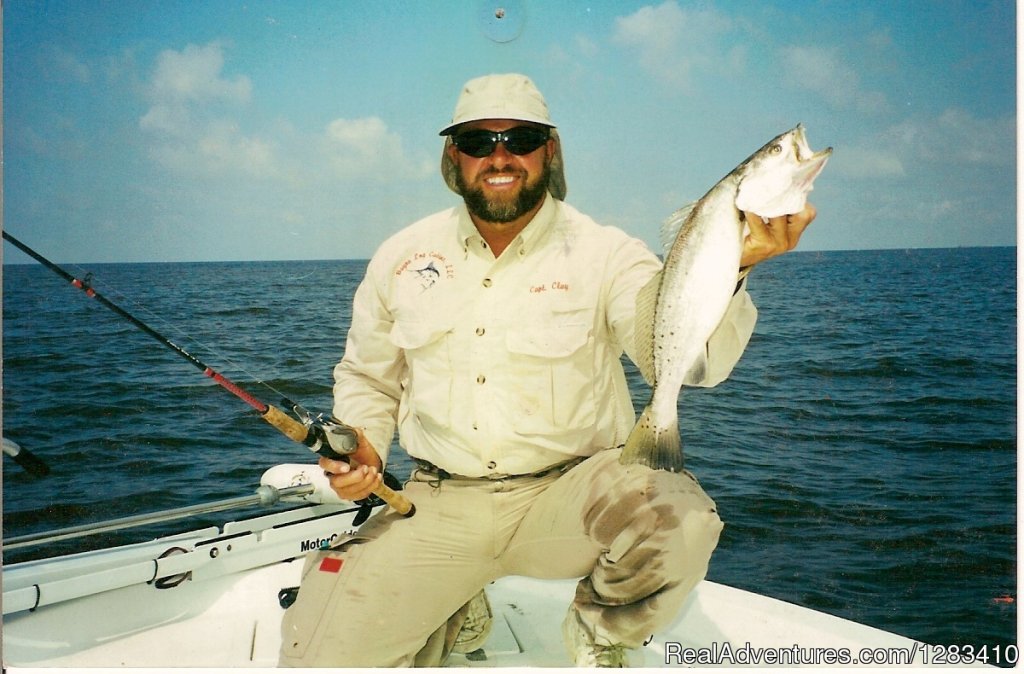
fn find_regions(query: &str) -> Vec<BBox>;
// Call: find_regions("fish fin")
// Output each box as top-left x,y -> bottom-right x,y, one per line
684,353 -> 708,385
619,404 -> 684,472
633,271 -> 662,386
660,201 -> 697,253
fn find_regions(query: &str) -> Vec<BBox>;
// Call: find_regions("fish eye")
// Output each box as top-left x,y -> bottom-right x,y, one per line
770,144 -> 783,154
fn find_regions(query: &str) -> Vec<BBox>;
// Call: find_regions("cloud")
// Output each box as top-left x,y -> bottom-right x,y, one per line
322,117 -> 433,181
612,1 -> 743,89
41,44 -> 91,83
836,106 -> 1013,183
197,120 -> 277,175
575,34 -> 600,58
881,109 -> 1015,168
780,45 -> 886,114
137,41 -> 432,192
140,42 -> 251,135
834,146 -> 906,179
139,42 -> 277,178
148,42 -> 250,106
923,109 -> 1015,165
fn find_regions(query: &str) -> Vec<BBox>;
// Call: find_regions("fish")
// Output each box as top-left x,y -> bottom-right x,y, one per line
621,124 -> 832,471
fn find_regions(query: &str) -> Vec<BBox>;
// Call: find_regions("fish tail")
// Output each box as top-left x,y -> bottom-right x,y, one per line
619,404 -> 685,472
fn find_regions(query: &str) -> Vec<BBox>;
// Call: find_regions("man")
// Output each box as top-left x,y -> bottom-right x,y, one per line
279,73 -> 815,667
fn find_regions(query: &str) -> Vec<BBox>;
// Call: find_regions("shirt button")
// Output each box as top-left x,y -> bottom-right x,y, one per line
487,461 -> 497,470
475,327 -> 485,336
482,278 -> 492,288
476,375 -> 486,384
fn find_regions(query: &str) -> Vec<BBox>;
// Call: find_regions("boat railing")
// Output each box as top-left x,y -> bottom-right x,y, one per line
2,464 -> 366,616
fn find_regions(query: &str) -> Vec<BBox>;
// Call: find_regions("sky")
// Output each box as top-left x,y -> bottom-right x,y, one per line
3,0 -> 1017,263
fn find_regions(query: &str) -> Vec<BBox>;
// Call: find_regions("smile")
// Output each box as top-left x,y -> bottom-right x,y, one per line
485,175 -> 517,186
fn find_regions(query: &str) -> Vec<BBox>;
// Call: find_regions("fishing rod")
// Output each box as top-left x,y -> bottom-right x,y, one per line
2,438 -> 50,478
2,231 -> 414,518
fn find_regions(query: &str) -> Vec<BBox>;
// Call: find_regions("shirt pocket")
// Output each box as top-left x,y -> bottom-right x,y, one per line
389,318 -> 453,428
504,315 -> 597,435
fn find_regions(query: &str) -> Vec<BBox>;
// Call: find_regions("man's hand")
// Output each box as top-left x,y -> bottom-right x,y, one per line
320,427 -> 384,502
739,203 -> 817,268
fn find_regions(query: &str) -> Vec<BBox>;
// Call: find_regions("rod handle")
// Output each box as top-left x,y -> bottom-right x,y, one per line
261,404 -> 310,442
365,477 -> 416,517
317,444 -> 416,518
260,405 -> 415,517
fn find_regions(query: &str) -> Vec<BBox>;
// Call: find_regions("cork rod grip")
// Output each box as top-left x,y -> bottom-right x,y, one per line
260,404 -> 416,517
261,404 -> 310,442
366,478 -> 416,517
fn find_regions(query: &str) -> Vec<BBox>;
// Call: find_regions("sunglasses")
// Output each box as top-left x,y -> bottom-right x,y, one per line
451,126 -> 550,158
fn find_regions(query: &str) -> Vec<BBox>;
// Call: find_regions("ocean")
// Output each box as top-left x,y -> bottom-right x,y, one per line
2,246 -> 1017,660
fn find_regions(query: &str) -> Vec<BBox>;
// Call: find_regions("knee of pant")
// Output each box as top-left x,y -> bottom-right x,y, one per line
632,481 -> 723,563
677,505 -> 724,558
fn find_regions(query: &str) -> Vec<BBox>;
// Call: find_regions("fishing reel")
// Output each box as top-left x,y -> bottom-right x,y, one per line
286,401 -> 359,460
280,398 -> 409,524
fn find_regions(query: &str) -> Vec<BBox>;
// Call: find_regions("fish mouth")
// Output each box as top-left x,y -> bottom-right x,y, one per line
793,123 -> 833,163
793,124 -> 832,186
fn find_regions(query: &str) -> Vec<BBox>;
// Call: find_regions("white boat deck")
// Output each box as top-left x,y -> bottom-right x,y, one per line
2,474 -> 978,669
3,547 -> 938,669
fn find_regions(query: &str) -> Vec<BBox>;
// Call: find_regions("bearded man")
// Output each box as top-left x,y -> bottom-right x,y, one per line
279,73 -> 815,667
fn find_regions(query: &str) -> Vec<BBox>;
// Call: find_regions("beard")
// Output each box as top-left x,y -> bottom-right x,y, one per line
457,162 -> 551,224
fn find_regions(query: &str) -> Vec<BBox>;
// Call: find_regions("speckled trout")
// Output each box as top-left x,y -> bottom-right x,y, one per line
622,124 -> 831,471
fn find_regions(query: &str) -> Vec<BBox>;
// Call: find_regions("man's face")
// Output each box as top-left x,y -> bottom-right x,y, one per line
449,119 -> 553,224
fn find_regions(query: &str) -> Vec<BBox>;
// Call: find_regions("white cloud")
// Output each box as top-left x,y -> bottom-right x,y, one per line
326,117 -> 392,161
139,42 -> 276,178
575,35 -> 599,58
834,146 -> 906,179
881,109 -> 1014,168
137,42 -> 432,192
140,42 -> 251,137
780,45 -> 886,114
834,107 -> 1012,183
147,42 -> 250,106
41,44 -> 91,83
612,1 -> 742,89
198,120 -> 277,175
323,117 -> 433,181
925,109 -> 1014,165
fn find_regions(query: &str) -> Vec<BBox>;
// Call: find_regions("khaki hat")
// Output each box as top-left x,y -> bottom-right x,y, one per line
440,73 -> 566,200
439,73 -> 555,135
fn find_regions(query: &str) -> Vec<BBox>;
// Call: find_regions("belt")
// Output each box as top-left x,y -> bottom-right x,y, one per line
412,457 -> 583,482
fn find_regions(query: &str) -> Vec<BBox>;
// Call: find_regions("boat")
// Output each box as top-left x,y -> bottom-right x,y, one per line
3,463 -> 967,669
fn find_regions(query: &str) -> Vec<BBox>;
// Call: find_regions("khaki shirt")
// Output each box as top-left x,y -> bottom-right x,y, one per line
333,194 -> 757,477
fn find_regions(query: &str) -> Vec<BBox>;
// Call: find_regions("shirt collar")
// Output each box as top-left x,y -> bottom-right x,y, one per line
457,192 -> 558,257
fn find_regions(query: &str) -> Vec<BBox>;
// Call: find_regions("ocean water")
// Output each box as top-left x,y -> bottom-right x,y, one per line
2,247 -> 1017,659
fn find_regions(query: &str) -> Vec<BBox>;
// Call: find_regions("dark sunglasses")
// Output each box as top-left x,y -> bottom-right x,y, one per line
451,126 -> 550,158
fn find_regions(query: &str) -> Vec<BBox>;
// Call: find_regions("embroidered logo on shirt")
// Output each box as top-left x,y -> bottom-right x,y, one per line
395,252 -> 455,292
413,261 -> 440,290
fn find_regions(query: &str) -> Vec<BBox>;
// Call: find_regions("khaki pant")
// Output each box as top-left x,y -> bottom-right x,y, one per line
279,447 -> 723,667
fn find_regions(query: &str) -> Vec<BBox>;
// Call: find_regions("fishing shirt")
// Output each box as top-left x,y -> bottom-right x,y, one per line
333,194 -> 757,478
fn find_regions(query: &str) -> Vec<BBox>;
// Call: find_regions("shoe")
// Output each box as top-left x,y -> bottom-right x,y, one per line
562,605 -> 631,667
452,589 -> 494,654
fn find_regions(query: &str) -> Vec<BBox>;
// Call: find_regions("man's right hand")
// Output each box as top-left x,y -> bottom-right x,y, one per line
320,427 -> 384,502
